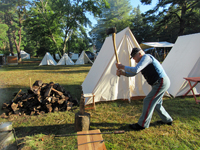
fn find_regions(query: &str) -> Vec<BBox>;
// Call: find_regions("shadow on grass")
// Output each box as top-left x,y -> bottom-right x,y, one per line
1,64 -> 92,75
14,122 -> 131,138
1,64 -> 92,71
14,119 -> 179,139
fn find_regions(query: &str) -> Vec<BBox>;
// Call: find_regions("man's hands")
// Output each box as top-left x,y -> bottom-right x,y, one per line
115,63 -> 125,77
115,63 -> 125,70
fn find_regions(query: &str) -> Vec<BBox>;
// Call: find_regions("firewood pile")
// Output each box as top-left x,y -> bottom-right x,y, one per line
1,80 -> 79,116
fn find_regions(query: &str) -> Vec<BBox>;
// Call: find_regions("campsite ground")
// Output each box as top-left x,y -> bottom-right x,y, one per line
0,63 -> 200,150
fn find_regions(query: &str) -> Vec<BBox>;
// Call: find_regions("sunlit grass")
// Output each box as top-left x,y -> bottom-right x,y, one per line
0,63 -> 200,150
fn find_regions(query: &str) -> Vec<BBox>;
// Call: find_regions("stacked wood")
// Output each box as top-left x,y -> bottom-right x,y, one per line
1,80 -> 79,116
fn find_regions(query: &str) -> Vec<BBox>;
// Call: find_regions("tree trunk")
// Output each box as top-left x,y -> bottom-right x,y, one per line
62,29 -> 73,55
7,30 -> 14,55
178,19 -> 185,36
5,11 -> 14,55
178,1 -> 187,36
12,8 -> 23,62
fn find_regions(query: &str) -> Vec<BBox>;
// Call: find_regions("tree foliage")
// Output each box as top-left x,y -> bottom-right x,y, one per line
89,0 -> 133,51
0,0 -> 30,60
1,0 -> 200,58
24,0 -> 109,56
142,0 -> 200,39
130,5 -> 154,44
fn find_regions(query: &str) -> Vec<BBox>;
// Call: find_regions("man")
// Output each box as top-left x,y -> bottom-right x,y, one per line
115,47 -> 173,131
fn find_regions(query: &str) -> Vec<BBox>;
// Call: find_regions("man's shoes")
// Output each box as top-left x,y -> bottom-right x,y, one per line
129,123 -> 145,131
156,120 -> 173,125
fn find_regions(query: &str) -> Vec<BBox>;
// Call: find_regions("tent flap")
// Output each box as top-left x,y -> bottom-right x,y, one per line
75,51 -> 93,65
57,53 -> 74,65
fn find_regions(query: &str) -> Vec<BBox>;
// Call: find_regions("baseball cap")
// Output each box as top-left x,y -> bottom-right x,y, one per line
130,48 -> 142,59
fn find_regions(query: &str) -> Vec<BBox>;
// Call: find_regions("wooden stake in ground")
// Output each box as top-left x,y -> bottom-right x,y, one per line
74,91 -> 90,132
29,78 -> 32,90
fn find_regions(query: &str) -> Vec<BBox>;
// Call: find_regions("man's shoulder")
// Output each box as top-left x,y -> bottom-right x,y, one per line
142,54 -> 152,60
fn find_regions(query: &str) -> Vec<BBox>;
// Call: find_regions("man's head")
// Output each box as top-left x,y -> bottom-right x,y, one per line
130,47 -> 145,63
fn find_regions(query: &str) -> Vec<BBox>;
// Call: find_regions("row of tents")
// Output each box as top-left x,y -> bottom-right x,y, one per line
82,27 -> 200,105
39,51 -> 93,66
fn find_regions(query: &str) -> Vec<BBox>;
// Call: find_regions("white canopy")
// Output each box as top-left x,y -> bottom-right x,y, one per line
39,52 -> 57,66
140,41 -> 174,50
162,32 -> 200,97
82,27 -> 152,105
75,51 -> 93,65
57,53 -> 74,65
20,50 -> 30,59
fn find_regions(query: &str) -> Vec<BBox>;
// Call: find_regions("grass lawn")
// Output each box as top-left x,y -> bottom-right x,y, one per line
0,63 -> 200,150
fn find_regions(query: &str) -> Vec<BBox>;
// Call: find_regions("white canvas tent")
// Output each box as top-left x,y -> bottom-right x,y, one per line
57,53 -> 74,65
162,32 -> 200,97
20,50 -> 30,59
75,51 -> 93,65
82,27 -> 151,105
71,53 -> 79,60
39,52 -> 57,66
55,54 -> 60,60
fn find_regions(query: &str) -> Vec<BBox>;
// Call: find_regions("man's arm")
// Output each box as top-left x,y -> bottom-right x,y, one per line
115,55 -> 152,77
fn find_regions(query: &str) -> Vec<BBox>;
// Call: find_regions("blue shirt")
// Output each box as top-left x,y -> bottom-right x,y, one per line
124,54 -> 167,85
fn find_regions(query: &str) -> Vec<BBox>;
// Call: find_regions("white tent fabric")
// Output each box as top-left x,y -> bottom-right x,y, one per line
140,42 -> 174,50
162,32 -> 200,97
20,50 -> 30,59
57,53 -> 74,65
9,53 -> 17,56
39,52 -> 57,66
71,53 -> 79,60
75,51 -> 93,65
82,27 -> 151,105
55,54 -> 60,60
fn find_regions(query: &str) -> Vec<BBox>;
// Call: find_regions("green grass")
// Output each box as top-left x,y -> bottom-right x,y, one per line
1,63 -> 200,150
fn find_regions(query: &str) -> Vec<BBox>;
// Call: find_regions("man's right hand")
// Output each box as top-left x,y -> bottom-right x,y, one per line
115,63 -> 125,70
116,69 -> 125,77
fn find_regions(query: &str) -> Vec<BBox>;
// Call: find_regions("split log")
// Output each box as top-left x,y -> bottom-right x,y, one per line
44,86 -> 52,97
51,88 -> 65,99
67,101 -> 73,111
32,85 -> 40,95
11,103 -> 19,111
57,99 -> 66,105
33,80 -> 43,87
46,104 -> 52,113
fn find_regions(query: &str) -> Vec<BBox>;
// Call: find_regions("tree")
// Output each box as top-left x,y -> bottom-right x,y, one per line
24,0 -> 109,57
90,0 -> 133,51
0,0 -> 30,61
66,26 -> 92,55
130,5 -> 154,44
0,23 -> 8,51
141,0 -> 200,37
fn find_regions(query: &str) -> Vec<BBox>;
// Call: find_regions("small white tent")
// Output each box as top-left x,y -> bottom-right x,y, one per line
39,52 -> 57,66
75,51 -> 93,65
162,32 -> 200,97
55,54 -> 60,60
82,27 -> 151,105
71,53 -> 79,60
57,53 -> 74,65
20,50 -> 30,59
